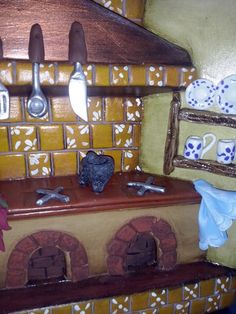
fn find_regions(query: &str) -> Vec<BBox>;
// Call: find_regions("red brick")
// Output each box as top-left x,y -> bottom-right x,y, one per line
107,239 -> 128,256
71,265 -> 89,282
107,255 -> 125,275
130,216 -> 156,233
5,269 -> 27,288
32,231 -> 62,246
7,251 -> 28,270
159,232 -> 177,252
59,234 -> 79,251
15,236 -> 38,254
158,251 -> 177,271
70,247 -> 88,267
151,219 -> 172,239
116,224 -> 136,242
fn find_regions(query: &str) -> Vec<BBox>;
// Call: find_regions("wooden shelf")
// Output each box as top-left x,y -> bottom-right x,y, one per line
164,93 -> 236,177
173,156 -> 236,178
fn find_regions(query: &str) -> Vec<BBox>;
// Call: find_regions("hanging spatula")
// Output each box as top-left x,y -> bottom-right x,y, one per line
0,38 -> 9,120
68,21 -> 88,121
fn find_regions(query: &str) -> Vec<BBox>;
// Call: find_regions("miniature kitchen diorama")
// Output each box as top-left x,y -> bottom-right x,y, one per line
0,0 -> 236,313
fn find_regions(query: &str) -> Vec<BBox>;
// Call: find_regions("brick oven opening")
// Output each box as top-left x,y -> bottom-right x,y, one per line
27,246 -> 67,285
126,233 -> 157,271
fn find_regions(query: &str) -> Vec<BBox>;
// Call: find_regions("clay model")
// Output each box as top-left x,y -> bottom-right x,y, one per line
79,151 -> 114,193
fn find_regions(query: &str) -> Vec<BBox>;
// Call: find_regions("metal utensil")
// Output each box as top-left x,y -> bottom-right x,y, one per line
27,24 -> 48,118
0,38 -> 9,120
68,21 -> 88,121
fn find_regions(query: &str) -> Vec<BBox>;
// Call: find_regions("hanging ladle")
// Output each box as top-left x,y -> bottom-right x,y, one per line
27,24 -> 48,118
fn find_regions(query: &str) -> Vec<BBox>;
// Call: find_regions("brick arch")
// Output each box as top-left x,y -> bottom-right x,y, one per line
106,216 -> 177,275
5,230 -> 89,288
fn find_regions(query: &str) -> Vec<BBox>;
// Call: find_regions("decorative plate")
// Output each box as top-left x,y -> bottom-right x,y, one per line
215,74 -> 236,114
185,79 -> 215,109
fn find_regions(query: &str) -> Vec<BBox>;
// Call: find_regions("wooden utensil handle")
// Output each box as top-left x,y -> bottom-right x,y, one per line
0,38 -> 3,60
28,23 -> 45,63
69,21 -> 87,64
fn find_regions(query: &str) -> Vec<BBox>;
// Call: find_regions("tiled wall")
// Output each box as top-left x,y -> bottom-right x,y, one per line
0,62 -> 196,180
93,0 -> 146,24
10,275 -> 236,314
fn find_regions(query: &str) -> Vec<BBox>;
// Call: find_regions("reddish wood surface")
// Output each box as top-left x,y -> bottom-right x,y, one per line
0,0 -> 192,65
0,262 -> 235,313
0,172 -> 201,220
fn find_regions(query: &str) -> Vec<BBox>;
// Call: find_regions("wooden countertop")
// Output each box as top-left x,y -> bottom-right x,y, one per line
0,172 -> 201,220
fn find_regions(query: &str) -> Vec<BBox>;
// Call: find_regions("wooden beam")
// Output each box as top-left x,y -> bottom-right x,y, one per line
0,0 -> 192,65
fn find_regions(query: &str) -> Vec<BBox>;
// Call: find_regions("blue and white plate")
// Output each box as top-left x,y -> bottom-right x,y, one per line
185,79 -> 215,109
215,74 -> 236,114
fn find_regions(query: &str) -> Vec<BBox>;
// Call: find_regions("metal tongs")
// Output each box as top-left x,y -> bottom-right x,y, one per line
127,176 -> 165,196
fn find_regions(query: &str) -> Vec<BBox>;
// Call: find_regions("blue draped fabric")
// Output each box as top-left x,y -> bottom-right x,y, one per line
194,179 -> 236,250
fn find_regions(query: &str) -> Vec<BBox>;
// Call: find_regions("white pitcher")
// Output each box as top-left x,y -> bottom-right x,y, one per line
184,133 -> 216,160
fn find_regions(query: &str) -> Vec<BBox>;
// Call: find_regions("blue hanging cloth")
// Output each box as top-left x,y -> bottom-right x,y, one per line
194,179 -> 236,250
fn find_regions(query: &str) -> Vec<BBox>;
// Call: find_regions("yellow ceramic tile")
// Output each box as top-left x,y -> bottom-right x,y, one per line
123,149 -> 139,172
51,97 -> 77,122
57,63 -> 74,85
88,97 -> 102,122
53,152 -> 77,176
200,279 -> 215,297
91,124 -> 113,148
189,298 -> 206,314
183,283 -> 199,300
94,65 -> 110,86
4,97 -> 22,122
15,61 -> 32,85
180,67 -> 197,87
111,65 -> 129,86
131,292 -> 149,312
149,289 -> 167,307
28,153 -> 51,177
126,98 -> 143,121
158,305 -> 175,314
94,298 -> 110,314
103,150 -> 122,172
10,126 -> 37,152
231,275 -> 236,289
65,124 -> 90,149
0,154 -> 26,180
205,294 -> 221,313
83,64 -> 93,85
147,65 -> 164,87
125,0 -> 145,19
39,125 -> 64,151
129,65 -> 146,86
24,98 -> 49,122
0,61 -> 14,84
52,304 -> 72,314
133,125 -> 141,147
0,126 -> 9,152
215,276 -> 231,294
105,98 -> 124,122
39,63 -> 55,85
166,66 -> 180,87
220,291 -> 236,309
175,301 -> 190,314
168,286 -> 183,304
110,295 -> 130,314
72,301 -> 93,313
114,124 -> 133,148
139,310 -> 158,314
96,0 -> 123,15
